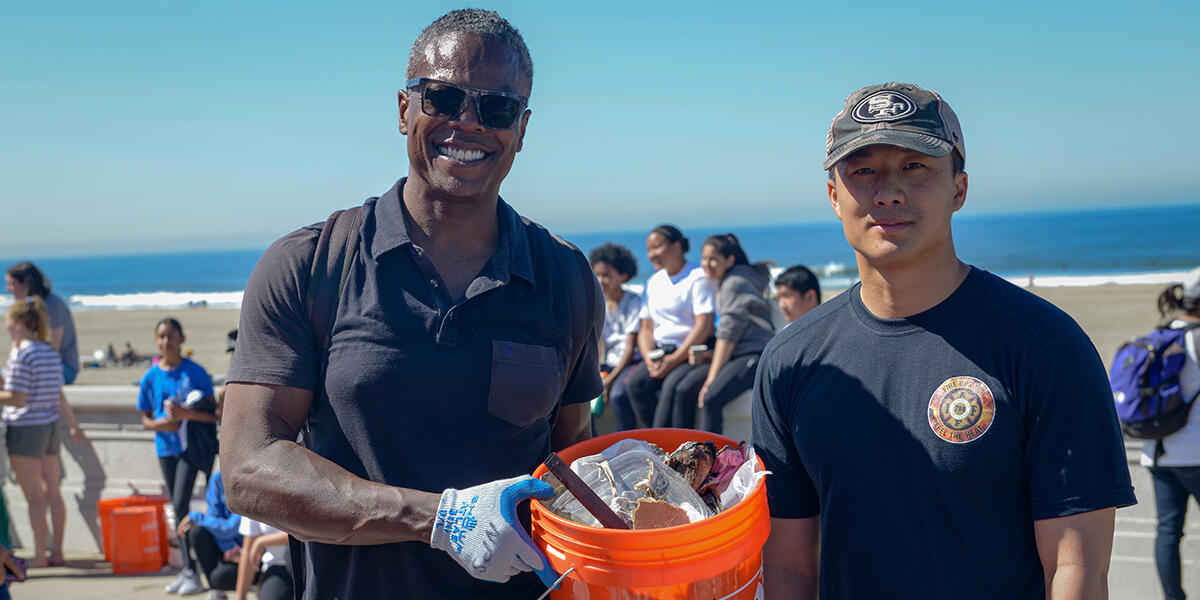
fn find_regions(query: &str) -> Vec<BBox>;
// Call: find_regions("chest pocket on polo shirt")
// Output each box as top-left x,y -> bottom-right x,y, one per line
488,340 -> 564,428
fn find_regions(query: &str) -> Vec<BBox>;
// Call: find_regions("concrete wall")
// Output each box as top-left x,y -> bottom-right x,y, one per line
2,385 -> 209,554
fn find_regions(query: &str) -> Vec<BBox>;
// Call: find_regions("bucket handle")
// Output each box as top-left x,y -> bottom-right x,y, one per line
534,567 -> 576,600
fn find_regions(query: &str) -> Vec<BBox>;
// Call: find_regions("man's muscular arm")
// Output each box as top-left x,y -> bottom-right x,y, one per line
221,382 -> 439,545
764,516 -> 819,600
1034,508 -> 1116,600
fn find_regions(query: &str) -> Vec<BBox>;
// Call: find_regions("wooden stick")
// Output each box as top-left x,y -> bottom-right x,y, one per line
543,452 -> 629,529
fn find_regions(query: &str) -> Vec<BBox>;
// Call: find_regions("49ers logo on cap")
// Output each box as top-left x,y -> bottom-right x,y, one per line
927,376 -> 995,444
853,91 -> 916,123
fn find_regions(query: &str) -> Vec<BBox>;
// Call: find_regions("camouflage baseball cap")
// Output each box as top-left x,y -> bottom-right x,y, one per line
823,82 -> 965,170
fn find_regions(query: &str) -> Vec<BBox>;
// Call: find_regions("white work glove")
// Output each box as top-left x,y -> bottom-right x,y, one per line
430,475 -> 558,584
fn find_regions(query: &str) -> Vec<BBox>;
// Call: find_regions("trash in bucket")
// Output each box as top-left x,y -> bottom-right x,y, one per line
543,438 -> 711,528
540,435 -> 765,529
531,428 -> 771,600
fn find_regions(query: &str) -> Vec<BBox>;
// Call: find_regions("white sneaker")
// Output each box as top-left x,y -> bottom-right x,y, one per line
176,569 -> 205,595
165,569 -> 194,593
204,591 -> 227,600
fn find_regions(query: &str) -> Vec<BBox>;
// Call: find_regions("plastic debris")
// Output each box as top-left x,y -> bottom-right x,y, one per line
540,438 -> 767,529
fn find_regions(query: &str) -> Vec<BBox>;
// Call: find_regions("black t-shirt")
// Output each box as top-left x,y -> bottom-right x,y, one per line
752,266 -> 1135,599
229,179 -> 603,599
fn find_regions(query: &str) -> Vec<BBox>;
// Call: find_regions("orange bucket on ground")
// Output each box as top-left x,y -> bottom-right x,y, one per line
531,428 -> 770,600
98,495 -> 170,564
109,506 -> 164,574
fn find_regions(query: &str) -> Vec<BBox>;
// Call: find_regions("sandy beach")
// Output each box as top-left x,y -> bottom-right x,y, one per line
3,307 -> 241,386
1030,283 -> 1166,366
821,282 -> 1163,368
0,282 -> 1170,387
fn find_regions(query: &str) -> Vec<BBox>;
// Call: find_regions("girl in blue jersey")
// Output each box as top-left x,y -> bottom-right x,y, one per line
138,317 -> 219,595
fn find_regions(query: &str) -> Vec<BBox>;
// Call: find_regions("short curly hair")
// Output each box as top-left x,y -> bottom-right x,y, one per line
588,243 -> 638,279
407,9 -> 534,95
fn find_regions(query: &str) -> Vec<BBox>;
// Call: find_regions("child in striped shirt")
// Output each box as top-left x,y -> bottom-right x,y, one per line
0,297 -> 83,568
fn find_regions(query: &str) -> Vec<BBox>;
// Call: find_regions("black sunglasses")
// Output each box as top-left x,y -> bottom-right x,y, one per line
405,78 -> 528,130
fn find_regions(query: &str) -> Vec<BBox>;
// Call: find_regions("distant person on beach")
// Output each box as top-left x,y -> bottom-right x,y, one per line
176,470 -> 242,599
0,298 -> 84,569
120,341 -> 140,366
753,82 -> 1134,599
5,262 -> 80,384
138,317 -> 220,596
221,9 -> 601,599
589,242 -> 642,431
773,264 -> 821,324
1141,267 -> 1200,600
625,224 -> 716,429
669,233 -> 774,434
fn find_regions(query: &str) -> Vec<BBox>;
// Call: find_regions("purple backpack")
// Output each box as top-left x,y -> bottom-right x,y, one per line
1110,323 -> 1200,443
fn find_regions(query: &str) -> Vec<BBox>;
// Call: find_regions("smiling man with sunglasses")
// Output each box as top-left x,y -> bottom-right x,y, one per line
221,9 -> 602,599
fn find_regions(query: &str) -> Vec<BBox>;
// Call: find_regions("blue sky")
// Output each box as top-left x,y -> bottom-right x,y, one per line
2,1 -> 1197,258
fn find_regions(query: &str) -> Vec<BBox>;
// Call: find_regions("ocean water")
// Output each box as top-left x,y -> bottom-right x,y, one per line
0,204 -> 1195,310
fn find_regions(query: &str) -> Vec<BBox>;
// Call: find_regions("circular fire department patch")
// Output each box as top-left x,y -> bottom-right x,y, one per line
927,376 -> 995,444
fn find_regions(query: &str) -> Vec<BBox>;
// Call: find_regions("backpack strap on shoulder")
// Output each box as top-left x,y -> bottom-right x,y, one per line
293,205 -> 361,599
306,206 -> 363,354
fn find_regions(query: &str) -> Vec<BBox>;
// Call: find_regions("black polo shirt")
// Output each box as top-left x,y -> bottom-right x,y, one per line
229,178 -> 603,599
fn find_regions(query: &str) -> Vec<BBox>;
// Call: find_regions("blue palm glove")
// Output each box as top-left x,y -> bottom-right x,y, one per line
430,475 -> 559,584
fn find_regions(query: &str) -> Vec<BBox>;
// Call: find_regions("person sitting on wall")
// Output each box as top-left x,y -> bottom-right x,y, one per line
589,243 -> 643,432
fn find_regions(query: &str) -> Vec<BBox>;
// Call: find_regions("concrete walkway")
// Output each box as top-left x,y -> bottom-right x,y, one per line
15,553 -> 178,599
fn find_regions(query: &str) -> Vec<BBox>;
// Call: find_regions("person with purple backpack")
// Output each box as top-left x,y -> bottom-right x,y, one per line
1139,268 -> 1200,600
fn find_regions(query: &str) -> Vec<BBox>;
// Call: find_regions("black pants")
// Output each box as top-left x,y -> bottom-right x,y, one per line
674,352 -> 760,434
258,564 -> 294,600
159,454 -> 213,571
187,526 -> 238,590
626,357 -> 707,429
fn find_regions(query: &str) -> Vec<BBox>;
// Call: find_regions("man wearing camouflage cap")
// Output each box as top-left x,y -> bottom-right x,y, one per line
752,82 -> 1135,598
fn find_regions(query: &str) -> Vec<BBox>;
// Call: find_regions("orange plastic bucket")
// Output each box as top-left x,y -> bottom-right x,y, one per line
110,506 -> 164,574
531,428 -> 770,600
98,495 -> 170,564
